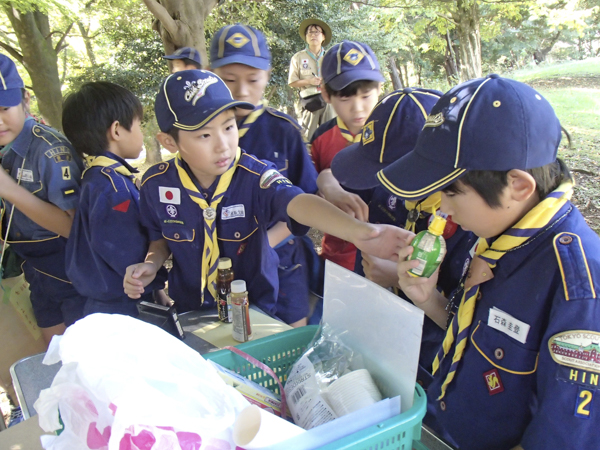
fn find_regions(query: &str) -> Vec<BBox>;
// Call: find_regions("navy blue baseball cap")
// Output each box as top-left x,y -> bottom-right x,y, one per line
162,47 -> 202,66
377,75 -> 562,200
0,54 -> 24,107
331,88 -> 442,190
210,24 -> 271,71
154,69 -> 254,132
322,41 -> 385,91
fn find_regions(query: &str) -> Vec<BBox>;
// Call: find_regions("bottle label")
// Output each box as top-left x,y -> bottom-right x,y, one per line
232,300 -> 249,342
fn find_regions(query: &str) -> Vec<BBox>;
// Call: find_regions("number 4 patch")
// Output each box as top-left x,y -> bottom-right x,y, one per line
575,388 -> 593,419
62,166 -> 71,180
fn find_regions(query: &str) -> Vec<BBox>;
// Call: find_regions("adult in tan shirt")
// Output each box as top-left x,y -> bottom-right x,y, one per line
288,18 -> 336,141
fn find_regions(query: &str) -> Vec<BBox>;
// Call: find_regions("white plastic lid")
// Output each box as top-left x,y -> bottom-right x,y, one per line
231,280 -> 247,294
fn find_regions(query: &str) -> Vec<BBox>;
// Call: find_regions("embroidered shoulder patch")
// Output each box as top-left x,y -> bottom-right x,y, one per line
45,146 -> 72,163
259,169 -> 290,189
549,330 -> 600,373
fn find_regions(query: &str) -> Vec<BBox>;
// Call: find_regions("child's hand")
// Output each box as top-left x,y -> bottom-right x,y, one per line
396,245 -> 439,306
124,263 -> 158,299
353,224 -> 413,261
361,252 -> 399,288
327,190 -> 369,222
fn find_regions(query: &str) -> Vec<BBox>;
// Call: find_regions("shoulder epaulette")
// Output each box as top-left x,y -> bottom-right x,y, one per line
237,152 -> 268,178
265,107 -> 302,131
32,123 -> 68,147
553,232 -> 597,301
141,160 -> 170,186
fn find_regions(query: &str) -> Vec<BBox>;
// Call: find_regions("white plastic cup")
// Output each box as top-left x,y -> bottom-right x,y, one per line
321,369 -> 382,417
233,404 -> 305,449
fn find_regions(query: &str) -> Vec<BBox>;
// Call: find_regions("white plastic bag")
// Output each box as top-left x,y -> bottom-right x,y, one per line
35,313 -> 249,450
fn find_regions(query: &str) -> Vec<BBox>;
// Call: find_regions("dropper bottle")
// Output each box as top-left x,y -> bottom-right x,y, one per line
407,212 -> 447,278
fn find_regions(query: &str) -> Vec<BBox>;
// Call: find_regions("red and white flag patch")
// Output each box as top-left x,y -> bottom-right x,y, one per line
159,186 -> 181,204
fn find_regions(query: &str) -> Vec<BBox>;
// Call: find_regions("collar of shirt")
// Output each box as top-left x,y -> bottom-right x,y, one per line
179,157 -> 219,200
102,151 -> 139,175
8,117 -> 36,158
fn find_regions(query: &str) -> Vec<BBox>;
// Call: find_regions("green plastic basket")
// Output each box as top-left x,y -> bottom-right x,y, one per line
205,325 -> 427,450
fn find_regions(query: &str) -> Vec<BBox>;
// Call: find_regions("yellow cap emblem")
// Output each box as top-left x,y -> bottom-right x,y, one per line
423,112 -> 444,129
362,120 -> 375,145
226,33 -> 250,48
343,49 -> 364,66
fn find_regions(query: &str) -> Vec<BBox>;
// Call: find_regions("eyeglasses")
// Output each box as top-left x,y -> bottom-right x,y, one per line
307,30 -> 323,35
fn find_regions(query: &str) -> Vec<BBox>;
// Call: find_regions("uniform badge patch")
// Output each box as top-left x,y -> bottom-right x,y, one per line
423,112 -> 445,128
16,168 -> 34,182
159,186 -> 181,205
574,387 -> 593,419
301,59 -> 309,69
259,169 -> 290,189
343,49 -> 364,66
557,366 -> 600,390
222,204 -> 245,220
113,200 -> 130,213
166,204 -> 178,218
387,195 -> 397,211
184,76 -> 218,106
483,369 -> 504,395
548,330 -> 600,373
61,166 -> 71,180
362,121 -> 375,145
237,243 -> 247,255
226,33 -> 250,48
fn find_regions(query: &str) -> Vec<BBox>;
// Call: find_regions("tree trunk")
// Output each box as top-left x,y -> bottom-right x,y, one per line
453,0 -> 482,81
77,21 -> 97,66
402,64 -> 410,86
444,30 -> 459,85
142,0 -> 218,68
388,56 -> 403,90
145,137 -> 162,164
2,7 -> 67,129
533,31 -> 561,64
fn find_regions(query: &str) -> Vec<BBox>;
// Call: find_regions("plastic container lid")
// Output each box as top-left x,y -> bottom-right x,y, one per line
231,280 -> 247,294
428,213 -> 447,236
218,257 -> 232,269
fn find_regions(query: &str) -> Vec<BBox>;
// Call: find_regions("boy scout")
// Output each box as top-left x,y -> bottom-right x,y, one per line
123,70 -> 407,317
0,54 -> 85,343
210,24 -> 319,326
386,75 -> 600,449
163,47 -> 203,73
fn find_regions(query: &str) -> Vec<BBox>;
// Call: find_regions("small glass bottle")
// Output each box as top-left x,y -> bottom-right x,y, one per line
408,212 -> 447,278
231,280 -> 252,342
217,258 -> 234,323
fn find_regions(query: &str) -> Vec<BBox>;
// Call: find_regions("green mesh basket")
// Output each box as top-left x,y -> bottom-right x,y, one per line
205,325 -> 427,450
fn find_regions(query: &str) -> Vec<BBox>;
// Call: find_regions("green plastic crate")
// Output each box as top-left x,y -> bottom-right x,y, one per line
205,325 -> 427,450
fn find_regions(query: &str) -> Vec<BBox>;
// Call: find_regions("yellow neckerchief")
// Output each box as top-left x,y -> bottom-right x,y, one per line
174,147 -> 241,303
85,155 -> 135,180
238,100 -> 267,138
337,117 -> 361,143
432,179 -> 574,400
404,192 -> 441,233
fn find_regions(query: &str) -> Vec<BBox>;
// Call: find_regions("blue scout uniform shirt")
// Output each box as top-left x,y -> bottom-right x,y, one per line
1,119 -> 83,273
426,203 -> 600,450
65,152 -> 165,303
139,151 -> 309,314
238,107 -> 319,323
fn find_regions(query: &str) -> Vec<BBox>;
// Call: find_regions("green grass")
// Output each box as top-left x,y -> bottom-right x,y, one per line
508,58 -> 600,83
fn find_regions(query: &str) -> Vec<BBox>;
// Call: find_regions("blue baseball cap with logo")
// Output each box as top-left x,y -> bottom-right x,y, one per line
331,87 -> 442,190
377,75 -> 563,200
0,54 -> 24,107
322,41 -> 385,91
154,69 -> 254,132
210,24 -> 271,71
162,47 -> 202,66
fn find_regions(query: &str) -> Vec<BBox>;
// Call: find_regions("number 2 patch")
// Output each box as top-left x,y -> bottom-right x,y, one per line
575,388 -> 593,419
62,166 -> 71,180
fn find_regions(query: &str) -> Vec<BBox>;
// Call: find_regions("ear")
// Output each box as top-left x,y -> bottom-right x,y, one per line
156,131 -> 179,154
506,169 -> 537,203
321,88 -> 331,104
106,120 -> 121,143
22,90 -> 31,112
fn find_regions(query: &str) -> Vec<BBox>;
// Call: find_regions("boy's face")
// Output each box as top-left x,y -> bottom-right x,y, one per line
115,117 -> 144,160
170,109 -> 238,187
324,86 -> 381,136
212,64 -> 269,118
0,103 -> 27,146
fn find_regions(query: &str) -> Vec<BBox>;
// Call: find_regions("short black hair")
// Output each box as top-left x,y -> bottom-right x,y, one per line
325,79 -> 381,98
62,81 -> 143,158
442,158 -> 572,208
166,127 -> 180,143
176,58 -> 202,69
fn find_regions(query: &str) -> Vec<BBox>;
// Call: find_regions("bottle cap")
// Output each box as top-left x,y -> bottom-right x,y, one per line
218,257 -> 232,270
428,213 -> 447,236
231,280 -> 247,294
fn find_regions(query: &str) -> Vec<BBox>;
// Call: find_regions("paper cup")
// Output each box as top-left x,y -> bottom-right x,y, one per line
233,405 -> 305,449
322,369 -> 382,417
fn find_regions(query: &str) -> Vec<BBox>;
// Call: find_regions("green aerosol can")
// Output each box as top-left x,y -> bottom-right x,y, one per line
408,212 -> 447,278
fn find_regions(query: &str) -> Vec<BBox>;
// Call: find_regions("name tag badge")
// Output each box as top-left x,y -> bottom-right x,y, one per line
17,168 -> 34,182
487,307 -> 530,344
221,204 -> 245,220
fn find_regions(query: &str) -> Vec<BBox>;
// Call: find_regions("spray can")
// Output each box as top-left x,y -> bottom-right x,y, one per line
231,280 -> 252,342
408,212 -> 447,278
217,258 -> 234,322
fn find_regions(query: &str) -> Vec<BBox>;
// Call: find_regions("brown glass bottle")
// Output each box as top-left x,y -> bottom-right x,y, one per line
217,258 -> 234,322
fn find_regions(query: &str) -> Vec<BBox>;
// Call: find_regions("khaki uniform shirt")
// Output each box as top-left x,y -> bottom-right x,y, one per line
288,49 -> 324,98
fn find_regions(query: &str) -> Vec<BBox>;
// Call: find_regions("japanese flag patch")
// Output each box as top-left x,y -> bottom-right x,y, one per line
159,186 -> 181,204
